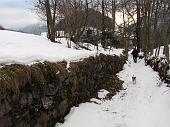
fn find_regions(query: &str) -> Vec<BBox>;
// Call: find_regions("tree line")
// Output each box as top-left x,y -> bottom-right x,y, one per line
34,0 -> 170,61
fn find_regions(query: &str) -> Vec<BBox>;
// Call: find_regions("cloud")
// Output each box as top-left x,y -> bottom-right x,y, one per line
0,7 -> 39,29
0,0 -> 26,8
0,0 -> 28,8
0,0 -> 40,29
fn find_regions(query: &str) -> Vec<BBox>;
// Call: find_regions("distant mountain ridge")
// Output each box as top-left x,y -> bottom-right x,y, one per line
18,23 -> 47,35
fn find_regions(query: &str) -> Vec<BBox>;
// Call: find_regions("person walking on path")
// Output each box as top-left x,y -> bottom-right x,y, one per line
131,48 -> 139,63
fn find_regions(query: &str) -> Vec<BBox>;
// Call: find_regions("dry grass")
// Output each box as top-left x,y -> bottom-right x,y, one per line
0,64 -> 31,96
30,63 -> 46,84
0,61 -> 68,97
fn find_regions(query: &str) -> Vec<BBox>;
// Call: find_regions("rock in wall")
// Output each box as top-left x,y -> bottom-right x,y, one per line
0,54 -> 126,127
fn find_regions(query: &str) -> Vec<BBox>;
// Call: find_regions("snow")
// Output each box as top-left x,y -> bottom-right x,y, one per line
1,30 -> 169,127
56,38 -> 77,49
98,89 -> 109,99
0,30 -> 123,65
152,45 -> 170,58
56,53 -> 170,127
0,30 -> 93,65
83,43 -> 124,56
168,70 -> 170,75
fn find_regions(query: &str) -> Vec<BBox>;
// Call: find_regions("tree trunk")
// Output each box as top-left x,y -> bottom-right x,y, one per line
74,0 -> 89,43
45,0 -> 55,42
112,0 -> 116,33
136,0 -> 141,52
101,0 -> 106,49
164,20 -> 170,63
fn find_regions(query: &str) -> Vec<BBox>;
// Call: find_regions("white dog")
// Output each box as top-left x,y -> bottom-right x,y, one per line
132,75 -> 136,84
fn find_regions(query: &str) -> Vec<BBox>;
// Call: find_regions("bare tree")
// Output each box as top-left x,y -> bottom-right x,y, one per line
34,0 -> 57,42
163,0 -> 170,63
111,0 -> 117,33
136,0 -> 141,51
45,0 -> 56,42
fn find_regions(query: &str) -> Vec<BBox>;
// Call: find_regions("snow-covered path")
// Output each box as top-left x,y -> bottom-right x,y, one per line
56,55 -> 170,127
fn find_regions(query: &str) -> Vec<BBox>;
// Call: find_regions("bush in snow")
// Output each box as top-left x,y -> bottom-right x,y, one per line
146,57 -> 170,85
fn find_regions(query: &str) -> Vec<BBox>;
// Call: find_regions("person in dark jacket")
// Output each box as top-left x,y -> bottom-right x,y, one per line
131,48 -> 139,63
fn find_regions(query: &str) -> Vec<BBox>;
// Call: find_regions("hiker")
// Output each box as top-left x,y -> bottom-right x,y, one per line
131,48 -> 139,63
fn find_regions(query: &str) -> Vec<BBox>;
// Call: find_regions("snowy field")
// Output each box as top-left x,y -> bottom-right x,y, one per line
56,54 -> 170,127
1,30 -> 169,127
0,30 -> 123,65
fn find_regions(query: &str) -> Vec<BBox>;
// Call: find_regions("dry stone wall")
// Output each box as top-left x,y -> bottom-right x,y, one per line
0,54 -> 126,127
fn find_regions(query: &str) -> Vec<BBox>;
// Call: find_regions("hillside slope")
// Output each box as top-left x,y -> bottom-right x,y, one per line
0,30 -> 123,65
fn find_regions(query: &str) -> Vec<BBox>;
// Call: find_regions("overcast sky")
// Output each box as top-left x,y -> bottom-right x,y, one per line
0,0 -> 40,29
